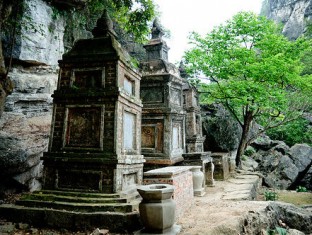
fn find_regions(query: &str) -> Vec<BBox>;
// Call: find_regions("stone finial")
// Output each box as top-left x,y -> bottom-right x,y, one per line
92,9 -> 117,38
179,61 -> 188,79
151,18 -> 164,39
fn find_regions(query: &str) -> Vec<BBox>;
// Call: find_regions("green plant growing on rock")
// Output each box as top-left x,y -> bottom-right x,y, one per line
184,12 -> 312,168
244,146 -> 256,157
296,186 -> 308,192
267,227 -> 287,235
264,190 -> 278,201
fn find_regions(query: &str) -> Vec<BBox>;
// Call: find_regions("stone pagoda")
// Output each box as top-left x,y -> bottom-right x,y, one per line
180,63 -> 206,153
42,11 -> 144,194
0,12 -> 145,233
140,19 -> 186,169
179,63 -> 214,187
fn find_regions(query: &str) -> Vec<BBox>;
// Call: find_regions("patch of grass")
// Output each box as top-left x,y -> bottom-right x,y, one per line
259,188 -> 312,207
277,190 -> 312,206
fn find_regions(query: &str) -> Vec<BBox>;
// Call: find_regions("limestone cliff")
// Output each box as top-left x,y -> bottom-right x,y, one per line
261,0 -> 312,39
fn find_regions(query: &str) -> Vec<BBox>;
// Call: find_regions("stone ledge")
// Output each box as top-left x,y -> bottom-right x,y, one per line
0,204 -> 141,233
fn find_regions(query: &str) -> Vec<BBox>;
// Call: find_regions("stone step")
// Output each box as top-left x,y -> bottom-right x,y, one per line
15,199 -> 136,213
21,193 -> 129,204
222,171 -> 262,201
38,190 -> 121,198
0,204 -> 142,233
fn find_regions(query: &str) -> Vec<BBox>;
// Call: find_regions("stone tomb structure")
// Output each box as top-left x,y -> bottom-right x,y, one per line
0,12 -> 145,233
140,20 -> 186,169
42,12 -> 144,194
179,65 -> 214,186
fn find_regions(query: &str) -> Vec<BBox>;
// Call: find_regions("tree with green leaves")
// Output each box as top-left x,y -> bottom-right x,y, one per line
184,12 -> 312,168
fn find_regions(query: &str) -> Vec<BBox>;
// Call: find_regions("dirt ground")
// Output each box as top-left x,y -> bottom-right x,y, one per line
177,181 -> 269,235
0,180 -> 272,235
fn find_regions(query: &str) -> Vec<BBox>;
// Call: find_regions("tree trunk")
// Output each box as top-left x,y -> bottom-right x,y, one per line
235,111 -> 253,169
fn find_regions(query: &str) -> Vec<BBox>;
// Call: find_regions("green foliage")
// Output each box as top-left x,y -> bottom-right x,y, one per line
183,12 -> 312,164
266,117 -> 312,146
267,227 -> 287,235
264,190 -> 278,201
244,146 -> 256,156
296,186 -> 308,192
66,0 -> 156,43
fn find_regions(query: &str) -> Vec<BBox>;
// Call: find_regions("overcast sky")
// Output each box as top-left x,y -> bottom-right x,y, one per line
153,0 -> 263,64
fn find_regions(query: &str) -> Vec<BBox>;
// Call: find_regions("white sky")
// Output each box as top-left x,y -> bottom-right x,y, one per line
153,0 -> 263,64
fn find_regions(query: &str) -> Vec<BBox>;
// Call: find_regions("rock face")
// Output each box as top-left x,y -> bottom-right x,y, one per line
262,0 -> 312,39
201,104 -> 242,152
3,0 -> 65,65
251,137 -> 312,190
0,67 -> 57,196
242,202 -> 312,235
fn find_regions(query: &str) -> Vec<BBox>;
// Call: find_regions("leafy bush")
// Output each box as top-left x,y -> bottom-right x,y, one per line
296,186 -> 308,192
266,118 -> 312,147
264,190 -> 278,201
244,146 -> 256,157
267,227 -> 287,235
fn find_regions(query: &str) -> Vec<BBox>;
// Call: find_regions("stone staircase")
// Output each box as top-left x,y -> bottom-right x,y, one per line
222,171 -> 262,200
0,189 -> 142,233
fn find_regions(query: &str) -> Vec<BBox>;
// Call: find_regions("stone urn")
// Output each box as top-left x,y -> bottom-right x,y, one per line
191,166 -> 205,196
137,184 -> 176,233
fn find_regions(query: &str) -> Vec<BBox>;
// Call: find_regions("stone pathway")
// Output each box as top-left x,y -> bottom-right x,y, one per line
177,170 -> 269,235
0,170 -> 266,235
222,171 -> 262,200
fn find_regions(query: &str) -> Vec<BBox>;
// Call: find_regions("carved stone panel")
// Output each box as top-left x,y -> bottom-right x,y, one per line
171,88 -> 182,106
141,121 -> 164,153
71,68 -> 105,89
123,111 -> 136,150
64,107 -> 103,149
141,87 -> 164,103
58,170 -> 101,191
172,122 -> 182,150
142,126 -> 156,149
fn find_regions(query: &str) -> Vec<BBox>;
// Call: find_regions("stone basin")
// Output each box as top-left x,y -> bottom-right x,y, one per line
137,184 -> 174,201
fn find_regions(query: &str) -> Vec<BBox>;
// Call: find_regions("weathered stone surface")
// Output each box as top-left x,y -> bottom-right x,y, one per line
0,113 -> 51,193
3,0 -> 65,65
289,144 -> 312,172
253,138 -> 312,189
201,104 -> 241,152
0,67 -> 56,194
5,67 -> 57,116
263,0 -> 312,40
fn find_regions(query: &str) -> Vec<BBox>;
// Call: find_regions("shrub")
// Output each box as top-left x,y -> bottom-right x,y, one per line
264,190 -> 278,201
244,146 -> 256,157
266,118 -> 312,147
296,186 -> 308,192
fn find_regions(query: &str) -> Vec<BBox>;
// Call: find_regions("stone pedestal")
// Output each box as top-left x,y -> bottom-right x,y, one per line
143,166 -> 194,219
210,152 -> 230,180
137,184 -> 176,234
181,152 -> 215,187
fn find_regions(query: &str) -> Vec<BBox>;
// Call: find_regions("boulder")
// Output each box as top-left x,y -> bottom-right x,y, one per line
289,144 -> 312,172
253,139 -> 312,189
201,104 -> 242,152
0,66 -> 56,195
241,202 -> 311,235
2,0 -> 65,65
